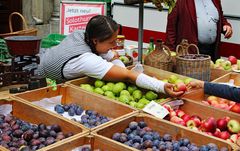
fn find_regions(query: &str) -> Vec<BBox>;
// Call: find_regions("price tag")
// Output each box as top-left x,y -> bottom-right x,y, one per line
143,101 -> 169,119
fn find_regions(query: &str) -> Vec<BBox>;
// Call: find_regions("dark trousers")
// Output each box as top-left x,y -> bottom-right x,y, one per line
198,43 -> 217,62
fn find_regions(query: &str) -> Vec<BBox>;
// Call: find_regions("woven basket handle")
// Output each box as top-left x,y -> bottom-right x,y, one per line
187,44 -> 200,54
176,45 -> 188,56
9,12 -> 28,32
163,45 -> 172,61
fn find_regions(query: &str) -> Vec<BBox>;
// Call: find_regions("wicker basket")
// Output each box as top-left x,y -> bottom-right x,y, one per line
144,39 -> 173,72
175,40 -> 211,81
0,12 -> 37,38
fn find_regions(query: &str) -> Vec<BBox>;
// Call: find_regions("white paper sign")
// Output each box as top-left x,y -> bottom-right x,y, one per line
60,1 -> 106,35
143,101 -> 169,119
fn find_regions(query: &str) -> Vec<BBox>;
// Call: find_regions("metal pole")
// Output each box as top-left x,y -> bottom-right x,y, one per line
138,1 -> 144,63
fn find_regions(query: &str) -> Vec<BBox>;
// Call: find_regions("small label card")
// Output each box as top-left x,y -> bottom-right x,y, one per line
143,101 -> 169,119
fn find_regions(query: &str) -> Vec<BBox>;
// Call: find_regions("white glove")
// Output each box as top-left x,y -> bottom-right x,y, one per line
112,59 -> 126,68
136,73 -> 166,94
131,62 -> 144,73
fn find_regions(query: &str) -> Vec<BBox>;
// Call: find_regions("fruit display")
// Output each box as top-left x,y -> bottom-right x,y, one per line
111,121 -> 228,150
54,103 -> 111,128
211,56 -> 240,71
162,75 -> 193,92
80,79 -> 166,109
163,104 -> 240,143
203,96 -> 240,114
0,114 -> 73,151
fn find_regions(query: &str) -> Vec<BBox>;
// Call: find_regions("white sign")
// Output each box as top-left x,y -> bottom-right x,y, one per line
60,1 -> 106,35
143,101 -> 169,119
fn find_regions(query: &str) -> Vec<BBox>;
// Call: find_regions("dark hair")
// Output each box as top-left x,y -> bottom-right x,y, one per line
84,15 -> 119,54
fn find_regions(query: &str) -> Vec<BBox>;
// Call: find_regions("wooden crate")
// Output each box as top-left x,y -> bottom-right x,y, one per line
12,85 -> 137,131
182,89 -> 240,116
212,72 -> 240,86
0,99 -> 86,151
46,133 -> 136,151
210,68 -> 230,81
93,112 -> 237,150
163,98 -> 240,147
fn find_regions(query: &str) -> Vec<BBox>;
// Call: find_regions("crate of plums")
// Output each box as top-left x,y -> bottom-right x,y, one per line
182,88 -> 240,116
212,72 -> 240,86
0,99 -> 86,151
159,98 -> 240,148
92,112 -> 238,150
45,133 -> 140,151
12,85 -> 137,131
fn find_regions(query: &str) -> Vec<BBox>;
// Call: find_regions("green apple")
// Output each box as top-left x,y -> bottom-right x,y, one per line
135,102 -> 145,109
227,119 -> 240,133
138,98 -> 150,105
112,83 -> 125,95
94,87 -> 104,95
104,91 -> 115,99
145,91 -> 158,100
119,95 -> 130,104
175,79 -> 184,84
94,80 -> 105,88
129,101 -> 137,107
184,78 -> 193,84
170,51 -> 176,57
106,82 -> 115,89
102,85 -> 111,92
127,85 -> 138,94
168,75 -> 178,84
155,98 -> 166,103
222,61 -> 232,70
162,79 -> 168,83
119,56 -> 130,64
132,89 -> 142,100
215,59 -> 225,65
120,90 -> 131,96
80,84 -> 94,92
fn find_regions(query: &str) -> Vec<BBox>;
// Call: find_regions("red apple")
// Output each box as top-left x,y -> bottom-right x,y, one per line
177,121 -> 186,126
174,82 -> 187,92
181,114 -> 191,123
217,118 -> 228,131
169,111 -> 177,118
224,116 -> 231,123
228,56 -> 237,65
200,117 -> 217,133
170,116 -> 183,123
213,128 -> 221,138
163,104 -> 172,112
176,109 -> 185,118
230,103 -> 240,114
219,131 -> 230,140
190,115 -> 202,127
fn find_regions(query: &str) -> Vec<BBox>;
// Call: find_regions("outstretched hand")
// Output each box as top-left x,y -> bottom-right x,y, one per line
164,83 -> 184,98
186,81 -> 204,90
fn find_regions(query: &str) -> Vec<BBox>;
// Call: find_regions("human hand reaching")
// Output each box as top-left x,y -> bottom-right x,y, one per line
164,83 -> 185,98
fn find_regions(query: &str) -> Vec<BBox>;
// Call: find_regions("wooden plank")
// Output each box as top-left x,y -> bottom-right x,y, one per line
12,85 -> 138,131
93,112 -> 237,150
46,133 -> 136,151
210,68 -> 230,81
212,72 -> 240,86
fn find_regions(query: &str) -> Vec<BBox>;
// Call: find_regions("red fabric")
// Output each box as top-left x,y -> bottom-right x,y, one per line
166,0 -> 231,58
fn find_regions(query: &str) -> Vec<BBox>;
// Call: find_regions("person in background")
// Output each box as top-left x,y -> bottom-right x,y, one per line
188,80 -> 239,102
163,0 -> 233,61
36,15 -> 183,98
